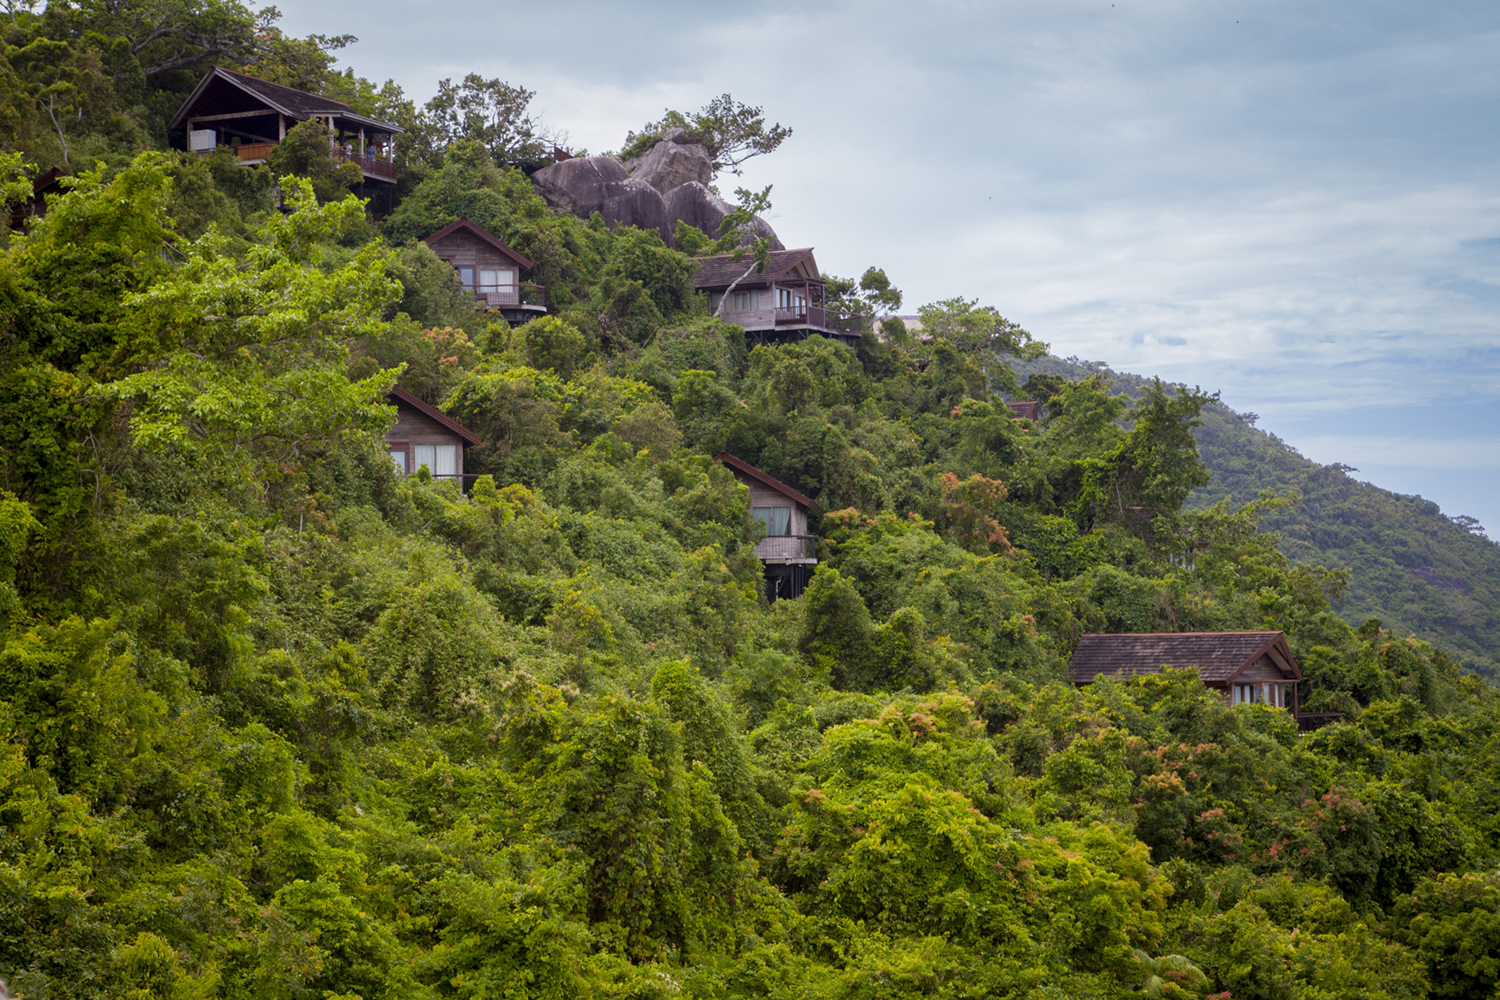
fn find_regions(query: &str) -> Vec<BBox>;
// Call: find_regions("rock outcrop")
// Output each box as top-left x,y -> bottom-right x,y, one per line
622,127 -> 713,194
664,182 -> 784,251
529,155 -> 629,218
602,177 -> 672,243
531,132 -> 781,250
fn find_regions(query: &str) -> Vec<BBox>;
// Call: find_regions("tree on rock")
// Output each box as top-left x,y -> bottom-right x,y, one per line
623,94 -> 791,177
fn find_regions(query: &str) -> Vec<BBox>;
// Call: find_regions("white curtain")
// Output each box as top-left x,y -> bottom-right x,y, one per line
413,444 -> 458,478
433,445 -> 457,479
770,506 -> 791,536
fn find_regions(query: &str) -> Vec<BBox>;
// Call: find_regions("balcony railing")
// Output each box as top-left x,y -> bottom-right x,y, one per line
232,141 -> 395,180
754,534 -> 817,562
775,306 -> 826,327
473,283 -> 547,309
340,150 -> 395,180
1296,712 -> 1344,733
825,312 -> 869,334
235,141 -> 277,162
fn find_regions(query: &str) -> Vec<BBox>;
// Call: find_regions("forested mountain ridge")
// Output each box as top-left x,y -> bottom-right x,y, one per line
1011,355 -> 1500,678
7,5 -> 1500,998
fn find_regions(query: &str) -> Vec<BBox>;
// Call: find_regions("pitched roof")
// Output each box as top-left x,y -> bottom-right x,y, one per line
423,217 -> 534,271
693,248 -> 820,290
171,66 -> 403,133
388,387 -> 479,445
1069,631 -> 1299,685
1006,401 -> 1041,420
713,452 -> 815,509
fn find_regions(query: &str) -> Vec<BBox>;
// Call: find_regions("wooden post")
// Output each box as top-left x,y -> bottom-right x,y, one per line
278,114 -> 285,140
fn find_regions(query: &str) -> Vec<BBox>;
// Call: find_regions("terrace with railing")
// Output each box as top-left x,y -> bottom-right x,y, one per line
775,304 -> 826,327
1296,712 -> 1345,733
825,312 -> 871,335
474,282 -> 547,309
754,534 -> 818,563
234,142 -> 396,181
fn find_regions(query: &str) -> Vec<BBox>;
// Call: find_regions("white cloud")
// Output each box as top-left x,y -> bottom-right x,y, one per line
272,0 -> 1500,529
1294,435 -> 1500,471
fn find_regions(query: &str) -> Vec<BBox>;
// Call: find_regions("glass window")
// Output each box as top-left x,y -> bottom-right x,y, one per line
412,444 -> 457,478
752,506 -> 792,535
433,444 -> 457,479
457,266 -> 475,290
389,449 -> 407,474
730,291 -> 758,312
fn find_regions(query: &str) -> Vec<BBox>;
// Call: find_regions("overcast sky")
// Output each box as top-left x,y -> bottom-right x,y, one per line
282,0 -> 1500,537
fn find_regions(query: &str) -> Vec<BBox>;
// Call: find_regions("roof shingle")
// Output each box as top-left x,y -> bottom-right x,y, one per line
693,248 -> 818,290
713,452 -> 815,509
171,66 -> 403,133
214,66 -> 354,117
1069,631 -> 1293,685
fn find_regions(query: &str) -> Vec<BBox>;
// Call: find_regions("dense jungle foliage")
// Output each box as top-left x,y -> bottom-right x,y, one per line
1012,357 -> 1500,680
5,3 -> 1500,998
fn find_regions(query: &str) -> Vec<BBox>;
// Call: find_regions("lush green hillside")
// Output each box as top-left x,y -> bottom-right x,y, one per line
1011,356 -> 1500,678
8,7 -> 1500,999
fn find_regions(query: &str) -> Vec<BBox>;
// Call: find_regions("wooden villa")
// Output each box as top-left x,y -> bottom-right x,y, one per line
424,218 -> 547,325
7,167 -> 65,229
1070,630 -> 1311,714
1006,401 -> 1042,420
170,66 -> 402,200
715,452 -> 818,600
385,387 -> 478,484
695,249 -> 859,348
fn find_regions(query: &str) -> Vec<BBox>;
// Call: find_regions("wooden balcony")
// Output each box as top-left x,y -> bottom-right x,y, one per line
474,283 -> 546,309
235,141 -> 277,163
824,312 -> 868,334
232,141 -> 395,181
774,305 -> 826,327
1296,712 -> 1344,733
341,150 -> 395,181
754,534 -> 817,564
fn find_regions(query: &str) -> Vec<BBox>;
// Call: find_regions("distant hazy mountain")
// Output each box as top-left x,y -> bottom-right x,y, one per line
1010,355 -> 1500,678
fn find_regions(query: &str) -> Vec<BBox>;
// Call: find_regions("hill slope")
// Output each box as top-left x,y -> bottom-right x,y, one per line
1011,356 -> 1500,676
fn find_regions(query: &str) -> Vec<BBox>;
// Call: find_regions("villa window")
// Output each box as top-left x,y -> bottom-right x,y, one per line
752,505 -> 792,536
411,444 -> 457,479
1233,682 -> 1288,707
479,268 -> 516,294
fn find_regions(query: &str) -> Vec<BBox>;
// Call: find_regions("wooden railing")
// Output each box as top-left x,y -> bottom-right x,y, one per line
475,283 -> 546,308
1296,712 -> 1344,733
825,312 -> 868,334
754,534 -> 817,562
340,150 -> 395,180
232,141 -> 396,180
774,305 -> 826,328
235,142 -> 278,162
